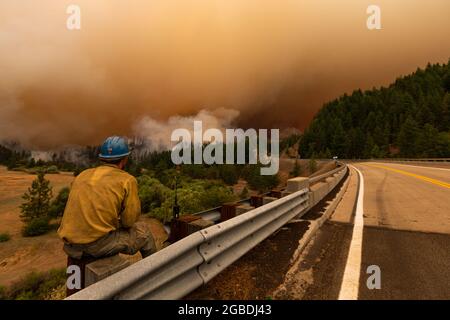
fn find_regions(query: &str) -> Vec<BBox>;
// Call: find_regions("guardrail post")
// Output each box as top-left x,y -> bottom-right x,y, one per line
286,177 -> 310,193
85,255 -> 131,287
269,189 -> 283,198
250,195 -> 264,208
220,203 -> 238,222
169,214 -> 201,243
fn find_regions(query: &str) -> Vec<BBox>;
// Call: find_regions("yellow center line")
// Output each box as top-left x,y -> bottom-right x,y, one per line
364,164 -> 450,189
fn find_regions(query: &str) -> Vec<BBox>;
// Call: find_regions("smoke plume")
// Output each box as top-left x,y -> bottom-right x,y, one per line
0,0 -> 449,149
133,108 -> 240,150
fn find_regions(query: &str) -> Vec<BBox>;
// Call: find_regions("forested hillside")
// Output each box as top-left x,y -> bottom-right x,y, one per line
299,61 -> 450,158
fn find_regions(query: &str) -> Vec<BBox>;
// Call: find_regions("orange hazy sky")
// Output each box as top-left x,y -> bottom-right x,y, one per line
0,0 -> 449,148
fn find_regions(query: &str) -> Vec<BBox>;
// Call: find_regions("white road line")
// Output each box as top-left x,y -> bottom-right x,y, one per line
338,165 -> 364,300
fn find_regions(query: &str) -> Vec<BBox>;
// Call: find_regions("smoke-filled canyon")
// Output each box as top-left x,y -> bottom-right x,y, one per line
1,0 -> 450,150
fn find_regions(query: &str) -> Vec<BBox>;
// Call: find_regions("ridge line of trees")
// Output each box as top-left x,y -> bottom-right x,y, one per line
299,60 -> 450,159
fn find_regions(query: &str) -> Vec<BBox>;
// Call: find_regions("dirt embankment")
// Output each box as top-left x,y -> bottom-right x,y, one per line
187,220 -> 311,300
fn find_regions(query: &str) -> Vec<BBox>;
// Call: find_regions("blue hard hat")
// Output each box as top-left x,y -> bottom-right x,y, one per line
99,136 -> 131,160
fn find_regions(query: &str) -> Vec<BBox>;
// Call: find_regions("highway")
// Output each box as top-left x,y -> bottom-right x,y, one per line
289,161 -> 450,300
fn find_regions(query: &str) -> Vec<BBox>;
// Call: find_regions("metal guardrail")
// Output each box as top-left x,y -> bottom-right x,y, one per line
193,161 -> 346,222
309,163 -> 344,184
68,164 -> 347,300
68,231 -> 206,300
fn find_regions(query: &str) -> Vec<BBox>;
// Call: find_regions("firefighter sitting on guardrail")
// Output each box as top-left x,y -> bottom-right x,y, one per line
58,136 -> 157,260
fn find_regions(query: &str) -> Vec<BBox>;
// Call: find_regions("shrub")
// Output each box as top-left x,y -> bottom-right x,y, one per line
308,158 -> 317,174
290,160 -> 302,177
48,187 -> 70,218
244,165 -> 280,192
198,182 -> 236,209
239,187 -> 249,199
138,175 -> 171,214
140,176 -> 238,222
218,164 -> 239,185
0,233 -> 10,243
6,269 -> 66,300
22,217 -> 51,237
45,165 -> 59,174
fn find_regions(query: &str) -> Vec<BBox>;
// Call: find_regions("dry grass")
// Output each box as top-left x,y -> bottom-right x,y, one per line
0,166 -> 169,293
0,166 -> 74,288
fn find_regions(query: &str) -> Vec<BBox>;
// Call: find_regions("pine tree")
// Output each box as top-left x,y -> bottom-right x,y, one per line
20,171 -> 53,222
397,116 -> 420,157
419,124 -> 439,157
363,134 -> 375,159
332,120 -> 348,157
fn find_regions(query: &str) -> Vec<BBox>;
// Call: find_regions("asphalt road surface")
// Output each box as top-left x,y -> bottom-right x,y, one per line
294,162 -> 450,300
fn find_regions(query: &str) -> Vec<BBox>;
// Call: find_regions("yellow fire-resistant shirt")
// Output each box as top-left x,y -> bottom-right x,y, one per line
58,164 -> 141,244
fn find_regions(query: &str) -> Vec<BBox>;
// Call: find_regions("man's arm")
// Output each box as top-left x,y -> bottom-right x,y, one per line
121,177 -> 141,228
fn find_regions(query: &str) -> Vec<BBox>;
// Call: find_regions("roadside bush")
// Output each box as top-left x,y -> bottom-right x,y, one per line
140,176 -> 238,222
0,232 -> 11,243
22,217 -> 51,237
138,175 -> 171,214
198,181 -> 237,209
244,165 -> 280,192
73,167 -> 84,177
